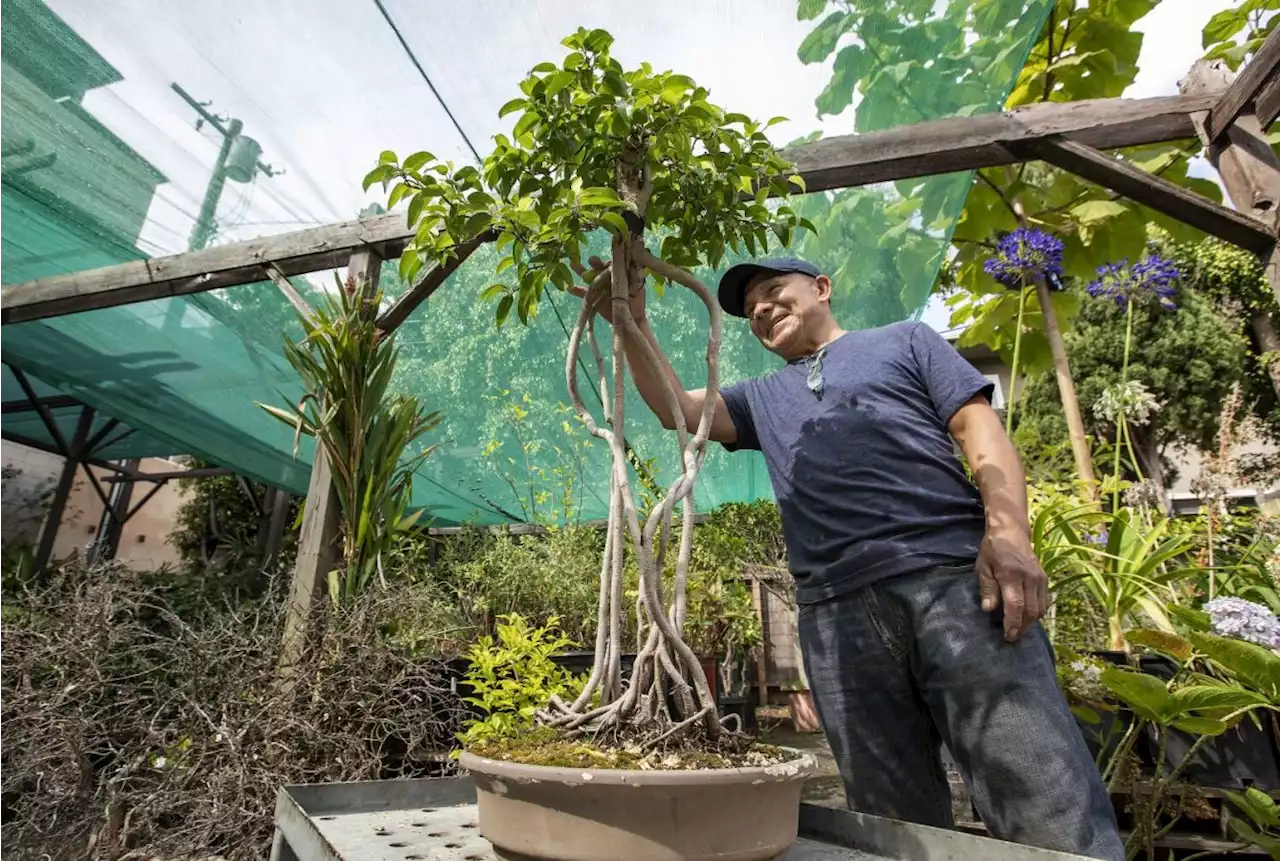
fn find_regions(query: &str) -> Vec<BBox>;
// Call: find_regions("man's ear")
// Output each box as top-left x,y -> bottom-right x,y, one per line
813,274 -> 833,302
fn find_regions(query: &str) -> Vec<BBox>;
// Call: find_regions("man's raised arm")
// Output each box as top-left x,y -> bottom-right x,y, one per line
570,265 -> 737,444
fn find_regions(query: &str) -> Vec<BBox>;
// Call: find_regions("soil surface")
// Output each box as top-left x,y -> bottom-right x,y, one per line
468,725 -> 805,771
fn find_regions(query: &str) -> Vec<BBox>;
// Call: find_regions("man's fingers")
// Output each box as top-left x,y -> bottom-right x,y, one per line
1000,577 -> 1025,642
977,562 -> 1000,613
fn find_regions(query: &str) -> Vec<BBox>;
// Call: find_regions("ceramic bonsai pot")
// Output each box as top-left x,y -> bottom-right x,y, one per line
459,747 -> 817,861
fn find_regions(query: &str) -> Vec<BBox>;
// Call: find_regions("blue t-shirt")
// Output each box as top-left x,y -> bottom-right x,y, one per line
720,321 -> 993,604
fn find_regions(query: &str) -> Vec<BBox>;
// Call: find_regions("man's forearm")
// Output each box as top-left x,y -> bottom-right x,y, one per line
623,317 -> 691,430
953,401 -> 1031,537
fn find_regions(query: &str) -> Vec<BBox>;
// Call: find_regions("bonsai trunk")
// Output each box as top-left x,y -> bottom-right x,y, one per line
543,150 -> 725,745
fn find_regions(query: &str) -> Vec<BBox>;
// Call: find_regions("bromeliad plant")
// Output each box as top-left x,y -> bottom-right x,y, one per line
368,27 -> 811,746
260,278 -> 441,603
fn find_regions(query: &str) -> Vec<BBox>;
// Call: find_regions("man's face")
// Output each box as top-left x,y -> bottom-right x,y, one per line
743,271 -> 832,357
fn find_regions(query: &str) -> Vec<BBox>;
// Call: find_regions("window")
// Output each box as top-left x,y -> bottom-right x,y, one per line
984,374 -> 1006,410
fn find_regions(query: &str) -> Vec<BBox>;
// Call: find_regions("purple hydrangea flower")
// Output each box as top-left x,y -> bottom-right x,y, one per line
1085,253 -> 1179,310
983,227 -> 1065,288
1205,596 -> 1280,649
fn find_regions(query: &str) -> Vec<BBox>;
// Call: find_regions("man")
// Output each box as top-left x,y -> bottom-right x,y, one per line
575,257 -> 1122,861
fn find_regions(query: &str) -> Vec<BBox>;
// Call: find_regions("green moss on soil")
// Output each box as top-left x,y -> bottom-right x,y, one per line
468,726 -> 797,771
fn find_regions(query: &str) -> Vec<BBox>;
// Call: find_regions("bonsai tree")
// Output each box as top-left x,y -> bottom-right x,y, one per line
367,27 -> 810,747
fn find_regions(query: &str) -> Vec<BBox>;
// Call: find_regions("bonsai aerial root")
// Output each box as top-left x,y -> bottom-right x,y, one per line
540,203 -> 735,747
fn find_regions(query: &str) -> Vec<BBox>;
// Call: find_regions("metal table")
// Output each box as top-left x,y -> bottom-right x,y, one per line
269,776 -> 1096,861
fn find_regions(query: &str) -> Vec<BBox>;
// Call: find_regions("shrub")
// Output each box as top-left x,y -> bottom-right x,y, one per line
0,561 -> 466,860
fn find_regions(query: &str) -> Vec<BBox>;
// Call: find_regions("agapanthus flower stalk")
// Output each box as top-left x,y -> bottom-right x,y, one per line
1085,254 -> 1179,310
983,227 -> 1065,288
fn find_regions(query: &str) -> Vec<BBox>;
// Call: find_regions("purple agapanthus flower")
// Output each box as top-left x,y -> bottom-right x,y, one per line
1205,596 -> 1280,649
1084,529 -> 1110,547
1085,253 -> 1179,310
983,227 -> 1065,288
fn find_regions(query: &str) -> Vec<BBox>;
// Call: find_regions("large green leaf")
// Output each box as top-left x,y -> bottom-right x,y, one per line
1101,666 -> 1170,723
1190,632 -> 1280,703
1168,685 -> 1270,715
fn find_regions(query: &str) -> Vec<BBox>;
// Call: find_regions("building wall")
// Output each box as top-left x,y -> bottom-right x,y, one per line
1,442 -> 190,570
54,458 -> 191,569
1,441 -> 64,544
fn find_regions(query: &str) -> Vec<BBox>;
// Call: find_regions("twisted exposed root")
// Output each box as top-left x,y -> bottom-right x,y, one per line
551,240 -> 730,749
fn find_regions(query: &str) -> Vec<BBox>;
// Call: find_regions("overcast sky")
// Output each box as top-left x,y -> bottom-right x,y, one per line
39,0 -> 1236,317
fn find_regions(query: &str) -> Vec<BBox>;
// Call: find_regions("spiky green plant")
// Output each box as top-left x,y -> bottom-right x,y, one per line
259,276 -> 441,603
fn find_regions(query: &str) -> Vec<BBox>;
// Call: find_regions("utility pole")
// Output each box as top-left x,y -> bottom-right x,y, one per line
89,84 -> 280,565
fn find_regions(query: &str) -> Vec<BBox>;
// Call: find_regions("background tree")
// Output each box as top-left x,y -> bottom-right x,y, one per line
1015,282 -> 1254,492
795,0 -> 1218,484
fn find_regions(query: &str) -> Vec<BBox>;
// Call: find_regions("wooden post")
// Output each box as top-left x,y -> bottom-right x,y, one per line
32,406 -> 95,577
748,572 -> 770,705
276,249 -> 381,681
1182,59 -> 1280,400
260,488 -> 292,571
1036,277 -> 1097,490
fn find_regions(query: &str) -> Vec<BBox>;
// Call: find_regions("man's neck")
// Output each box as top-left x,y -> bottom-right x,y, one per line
788,321 -> 846,358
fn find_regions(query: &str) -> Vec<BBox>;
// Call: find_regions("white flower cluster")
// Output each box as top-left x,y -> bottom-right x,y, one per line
1093,380 -> 1161,426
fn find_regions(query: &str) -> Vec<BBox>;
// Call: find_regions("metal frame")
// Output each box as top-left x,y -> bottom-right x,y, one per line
268,776 -> 1096,861
2,45 -> 1278,676
1,361 -> 256,573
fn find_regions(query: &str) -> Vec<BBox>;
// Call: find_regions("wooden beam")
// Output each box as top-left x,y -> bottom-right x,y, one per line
1183,60 -> 1280,226
265,263 -> 316,322
102,466 -> 233,482
276,437 -> 341,682
789,92 -> 1217,193
32,406 -> 95,577
1184,59 -> 1280,403
1257,72 -> 1280,129
1017,135 -> 1275,254
377,231 -> 494,332
1,211 -> 410,325
1207,27 -> 1280,142
1,92 -> 1223,326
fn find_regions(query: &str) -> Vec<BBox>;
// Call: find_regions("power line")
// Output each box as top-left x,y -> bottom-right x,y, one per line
370,0 -> 482,165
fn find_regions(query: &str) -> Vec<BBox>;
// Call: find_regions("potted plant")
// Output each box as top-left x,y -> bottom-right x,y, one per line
368,27 -> 816,860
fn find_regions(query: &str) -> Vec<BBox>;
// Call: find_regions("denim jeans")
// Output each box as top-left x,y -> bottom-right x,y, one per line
797,563 -> 1123,861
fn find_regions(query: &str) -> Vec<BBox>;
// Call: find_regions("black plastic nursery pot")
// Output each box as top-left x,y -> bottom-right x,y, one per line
1138,654 -> 1280,790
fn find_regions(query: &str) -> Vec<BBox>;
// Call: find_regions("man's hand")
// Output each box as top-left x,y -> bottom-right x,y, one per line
976,527 -> 1048,642
567,255 -> 646,325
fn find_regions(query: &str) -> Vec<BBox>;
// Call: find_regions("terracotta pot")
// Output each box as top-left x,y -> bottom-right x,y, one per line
459,747 -> 817,861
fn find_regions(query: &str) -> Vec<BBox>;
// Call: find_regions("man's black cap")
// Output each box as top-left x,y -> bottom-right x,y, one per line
717,257 -> 823,318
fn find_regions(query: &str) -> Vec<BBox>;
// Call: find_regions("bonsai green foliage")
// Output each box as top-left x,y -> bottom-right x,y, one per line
373,27 -> 812,744
1015,282 -> 1253,490
457,614 -> 585,748
368,27 -> 810,327
259,278 -> 441,603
